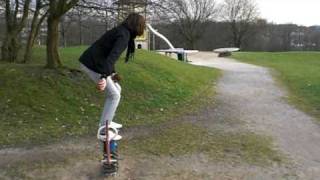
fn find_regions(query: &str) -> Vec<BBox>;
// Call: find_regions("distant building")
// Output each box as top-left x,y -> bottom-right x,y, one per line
290,31 -> 305,48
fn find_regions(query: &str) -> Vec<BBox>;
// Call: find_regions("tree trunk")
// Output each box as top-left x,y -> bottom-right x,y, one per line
23,2 -> 47,63
23,17 -> 47,63
1,0 -> 31,62
78,11 -> 83,45
45,0 -> 79,68
79,21 -> 83,45
46,16 -> 62,68
23,31 -> 36,63
60,16 -> 67,48
231,21 -> 239,47
23,19 -> 38,63
61,23 -> 66,48
186,38 -> 196,50
1,39 -> 9,62
236,37 -> 242,48
1,32 -> 20,62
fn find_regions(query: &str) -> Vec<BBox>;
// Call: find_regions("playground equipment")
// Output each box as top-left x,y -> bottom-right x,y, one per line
213,47 -> 240,57
114,1 -> 198,61
146,23 -> 199,62
98,121 -> 122,176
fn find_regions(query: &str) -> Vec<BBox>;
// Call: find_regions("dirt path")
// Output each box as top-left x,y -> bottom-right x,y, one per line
1,52 -> 320,179
189,52 -> 320,179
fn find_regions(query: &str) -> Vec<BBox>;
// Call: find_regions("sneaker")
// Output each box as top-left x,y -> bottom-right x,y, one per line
110,121 -> 123,129
97,128 -> 122,141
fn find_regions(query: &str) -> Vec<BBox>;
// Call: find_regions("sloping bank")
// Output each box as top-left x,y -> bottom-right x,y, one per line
0,47 -> 220,147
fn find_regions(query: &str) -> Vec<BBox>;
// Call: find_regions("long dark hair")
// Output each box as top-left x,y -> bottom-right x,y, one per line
122,13 -> 146,63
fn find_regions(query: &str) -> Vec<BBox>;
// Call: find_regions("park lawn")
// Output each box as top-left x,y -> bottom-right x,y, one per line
0,48 -> 286,168
0,47 -> 220,147
233,52 -> 320,120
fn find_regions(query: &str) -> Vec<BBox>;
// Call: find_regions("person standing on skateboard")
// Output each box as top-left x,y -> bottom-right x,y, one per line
79,13 -> 146,130
79,13 -> 145,175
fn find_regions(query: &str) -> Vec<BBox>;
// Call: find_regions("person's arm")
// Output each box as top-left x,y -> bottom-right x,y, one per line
99,31 -> 129,79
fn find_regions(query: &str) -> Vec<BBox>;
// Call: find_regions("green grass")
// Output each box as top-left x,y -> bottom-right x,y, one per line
232,52 -> 320,120
0,46 -> 219,147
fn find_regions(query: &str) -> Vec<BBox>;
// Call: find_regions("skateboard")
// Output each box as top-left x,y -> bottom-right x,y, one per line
97,121 -> 122,176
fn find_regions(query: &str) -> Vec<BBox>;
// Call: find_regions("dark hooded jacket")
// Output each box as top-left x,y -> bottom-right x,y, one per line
79,24 -> 131,78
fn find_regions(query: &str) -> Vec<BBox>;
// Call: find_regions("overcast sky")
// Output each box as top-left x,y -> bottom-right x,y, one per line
217,0 -> 319,26
256,0 -> 319,26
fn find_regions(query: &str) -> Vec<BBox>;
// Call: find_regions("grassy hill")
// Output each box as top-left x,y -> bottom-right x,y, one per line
0,47 -> 220,147
233,52 -> 320,120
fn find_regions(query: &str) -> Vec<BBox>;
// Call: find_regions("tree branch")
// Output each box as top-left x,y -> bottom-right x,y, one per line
17,0 -> 31,32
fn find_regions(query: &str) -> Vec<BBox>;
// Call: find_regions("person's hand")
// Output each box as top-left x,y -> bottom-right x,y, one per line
111,73 -> 121,82
97,78 -> 106,91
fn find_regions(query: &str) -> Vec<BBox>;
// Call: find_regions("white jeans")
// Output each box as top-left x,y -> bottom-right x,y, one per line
80,63 -> 121,127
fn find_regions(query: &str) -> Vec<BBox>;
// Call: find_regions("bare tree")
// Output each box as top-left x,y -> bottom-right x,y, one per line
153,0 -> 218,49
0,2 -> 5,50
23,0 -> 48,63
60,12 -> 77,47
1,0 -> 31,62
0,1 -> 5,13
221,0 -> 259,48
45,0 -> 118,68
279,24 -> 297,51
76,0 -> 118,30
46,0 -> 79,68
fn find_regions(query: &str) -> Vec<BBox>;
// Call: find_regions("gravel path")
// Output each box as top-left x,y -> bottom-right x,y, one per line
188,52 -> 320,179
